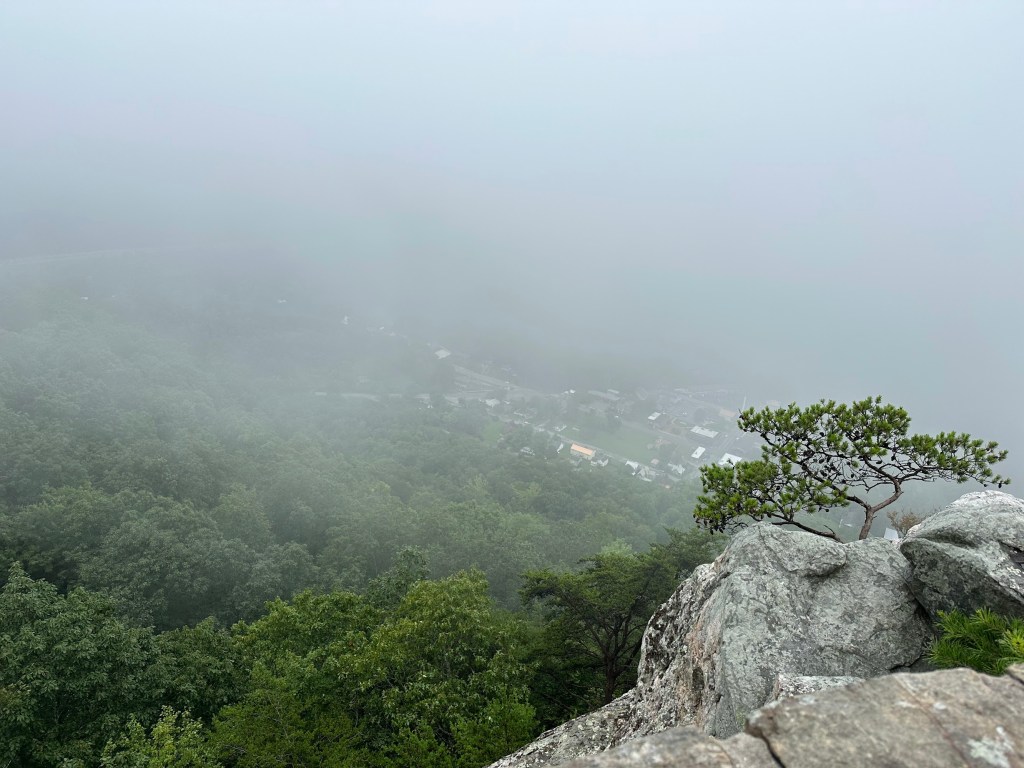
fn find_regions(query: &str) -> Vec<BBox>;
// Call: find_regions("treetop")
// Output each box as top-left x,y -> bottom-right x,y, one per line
696,396 -> 1010,541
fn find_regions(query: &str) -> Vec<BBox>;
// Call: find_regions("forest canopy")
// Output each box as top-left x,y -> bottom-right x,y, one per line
0,261 -> 718,766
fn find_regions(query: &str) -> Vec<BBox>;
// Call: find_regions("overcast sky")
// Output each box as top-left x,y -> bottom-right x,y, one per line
2,2 -> 1022,477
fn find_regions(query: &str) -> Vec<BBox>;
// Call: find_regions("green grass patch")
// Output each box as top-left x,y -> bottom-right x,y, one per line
570,425 -> 657,462
482,420 -> 504,444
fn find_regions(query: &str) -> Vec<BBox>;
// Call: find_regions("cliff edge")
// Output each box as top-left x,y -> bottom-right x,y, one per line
491,491 -> 1024,767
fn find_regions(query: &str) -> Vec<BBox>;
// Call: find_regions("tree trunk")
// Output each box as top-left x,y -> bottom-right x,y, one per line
858,511 -> 876,540
603,664 -> 617,704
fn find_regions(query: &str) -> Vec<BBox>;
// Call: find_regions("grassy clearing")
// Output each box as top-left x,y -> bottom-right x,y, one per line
482,420 -> 504,444
570,424 -> 657,462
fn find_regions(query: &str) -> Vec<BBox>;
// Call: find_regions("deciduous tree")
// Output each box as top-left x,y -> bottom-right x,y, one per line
521,529 -> 723,719
0,564 -> 160,767
101,707 -> 222,768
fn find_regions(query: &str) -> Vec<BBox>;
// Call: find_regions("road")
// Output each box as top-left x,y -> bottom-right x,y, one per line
452,365 -> 547,401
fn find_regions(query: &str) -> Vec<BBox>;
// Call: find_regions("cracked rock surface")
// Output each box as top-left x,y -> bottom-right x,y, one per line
557,665 -> 1024,768
491,495 -> 1024,765
626,524 -> 931,739
492,523 -> 931,767
490,492 -> 1024,768
900,490 -> 1024,621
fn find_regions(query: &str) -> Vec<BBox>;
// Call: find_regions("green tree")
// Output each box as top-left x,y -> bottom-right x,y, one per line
0,406 -> 88,507
0,564 -> 160,767
230,542 -> 321,623
101,707 -> 222,768
389,725 -> 454,768
521,529 -> 723,721
694,397 -> 1009,540
79,501 -> 256,629
644,527 -> 725,585
212,589 -> 377,766
522,548 -> 659,713
210,485 -> 273,549
452,691 -> 544,768
152,620 -> 246,723
351,571 -> 536,761
0,484 -> 130,590
215,572 -> 534,767
211,660 -> 364,768
929,608 -> 1024,675
365,546 -> 429,609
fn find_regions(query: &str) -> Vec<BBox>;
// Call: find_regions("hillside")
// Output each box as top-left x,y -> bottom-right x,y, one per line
0,257 -> 720,766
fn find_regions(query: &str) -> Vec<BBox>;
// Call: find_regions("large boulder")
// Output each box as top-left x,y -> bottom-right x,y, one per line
623,524 -> 932,739
490,524 -> 933,766
555,664 -> 1024,768
900,490 -> 1024,620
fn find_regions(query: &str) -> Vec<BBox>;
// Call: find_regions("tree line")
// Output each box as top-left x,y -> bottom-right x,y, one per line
0,276 -> 722,765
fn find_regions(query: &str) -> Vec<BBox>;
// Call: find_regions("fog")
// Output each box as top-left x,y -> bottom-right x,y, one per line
2,1 -> 1022,482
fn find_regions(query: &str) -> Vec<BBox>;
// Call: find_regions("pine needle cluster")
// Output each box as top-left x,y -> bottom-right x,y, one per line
928,608 -> 1024,675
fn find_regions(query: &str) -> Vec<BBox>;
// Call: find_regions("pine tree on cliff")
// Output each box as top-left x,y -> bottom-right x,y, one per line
694,396 -> 1009,541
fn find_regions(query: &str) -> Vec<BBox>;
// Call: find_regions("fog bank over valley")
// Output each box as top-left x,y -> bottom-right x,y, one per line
2,2 -> 1021,483
2,6 -> 1024,763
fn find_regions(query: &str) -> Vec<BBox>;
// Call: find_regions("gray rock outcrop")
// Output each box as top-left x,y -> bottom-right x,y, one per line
492,524 -> 932,767
487,694 -> 636,768
626,525 -> 932,739
900,490 -> 1024,620
552,727 -> 775,768
558,664 -> 1024,768
491,491 -> 1024,768
768,674 -> 862,702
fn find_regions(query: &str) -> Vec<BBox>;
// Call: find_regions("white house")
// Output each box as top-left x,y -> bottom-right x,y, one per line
718,453 -> 743,467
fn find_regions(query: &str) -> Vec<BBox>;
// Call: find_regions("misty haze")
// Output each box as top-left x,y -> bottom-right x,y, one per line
1,3 -> 1021,766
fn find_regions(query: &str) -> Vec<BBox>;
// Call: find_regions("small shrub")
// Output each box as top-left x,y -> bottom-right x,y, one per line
929,608 -> 1024,675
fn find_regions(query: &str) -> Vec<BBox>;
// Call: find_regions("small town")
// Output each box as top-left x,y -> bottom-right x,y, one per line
420,340 -> 766,487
